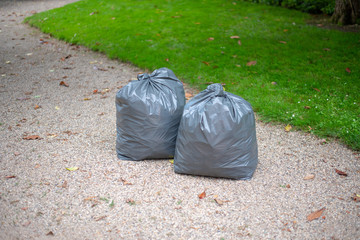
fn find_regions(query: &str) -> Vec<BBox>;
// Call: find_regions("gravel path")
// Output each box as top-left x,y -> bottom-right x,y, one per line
0,1 -> 359,239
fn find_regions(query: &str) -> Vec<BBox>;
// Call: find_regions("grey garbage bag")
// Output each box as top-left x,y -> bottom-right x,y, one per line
174,83 -> 258,180
116,67 -> 185,160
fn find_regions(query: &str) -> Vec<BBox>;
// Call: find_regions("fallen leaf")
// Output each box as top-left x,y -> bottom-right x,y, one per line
16,97 -> 30,101
5,175 -> 16,179
279,41 -> 287,44
39,39 -> 49,44
62,180 -> 68,188
304,174 -> 315,180
307,207 -> 325,221
66,167 -> 79,171
126,199 -> 136,205
351,193 -> 360,202
214,198 -> 223,205
238,40 -> 241,45
323,48 -> 330,51
59,81 -> 69,87
208,37 -> 214,41
304,106 -> 311,109
23,135 -> 42,140
120,178 -> 133,185
14,152 -> 21,156
22,221 -> 31,227
286,184 -> 291,188
93,89 -> 98,94
246,61 -> 257,66
55,106 -> 60,110
46,231 -> 54,236
230,36 -> 240,39
202,61 -> 210,66
313,88 -> 320,92
335,169 -> 348,176
198,190 -> 206,199
283,29 -> 288,32
34,105 -> 41,110
346,68 -> 351,73
21,207 -> 28,211
185,92 -> 193,100
169,159 -> 174,164
95,216 -> 107,221
101,88 -> 110,94
83,98 -> 91,101
285,124 -> 292,132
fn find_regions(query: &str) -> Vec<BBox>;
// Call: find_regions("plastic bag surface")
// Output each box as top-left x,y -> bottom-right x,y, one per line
174,83 -> 258,180
116,67 -> 185,160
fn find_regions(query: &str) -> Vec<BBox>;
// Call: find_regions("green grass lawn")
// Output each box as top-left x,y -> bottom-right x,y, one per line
25,0 -> 360,150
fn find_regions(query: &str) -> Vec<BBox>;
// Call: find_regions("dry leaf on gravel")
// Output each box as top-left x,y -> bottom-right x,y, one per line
126,199 -> 136,205
335,169 -> 348,176
120,178 -> 133,185
95,215 -> 107,221
285,124 -> 292,132
5,175 -> 16,179
23,135 -> 42,140
304,174 -> 315,180
46,231 -> 54,236
65,167 -> 79,171
214,198 -> 230,205
351,194 -> 360,202
59,81 -> 69,87
61,180 -> 68,188
214,198 -> 223,205
185,92 -> 193,100
307,207 -> 325,221
198,190 -> 206,199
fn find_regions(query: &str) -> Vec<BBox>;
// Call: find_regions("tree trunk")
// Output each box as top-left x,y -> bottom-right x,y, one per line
332,0 -> 360,25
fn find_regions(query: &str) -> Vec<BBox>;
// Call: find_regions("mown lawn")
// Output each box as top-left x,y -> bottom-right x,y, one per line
25,0 -> 360,150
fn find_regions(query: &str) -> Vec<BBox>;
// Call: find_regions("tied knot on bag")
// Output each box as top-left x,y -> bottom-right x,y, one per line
209,83 -> 226,97
138,72 -> 151,81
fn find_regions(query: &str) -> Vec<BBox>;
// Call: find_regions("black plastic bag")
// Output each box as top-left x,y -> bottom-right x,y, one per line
116,67 -> 185,160
174,83 -> 258,180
